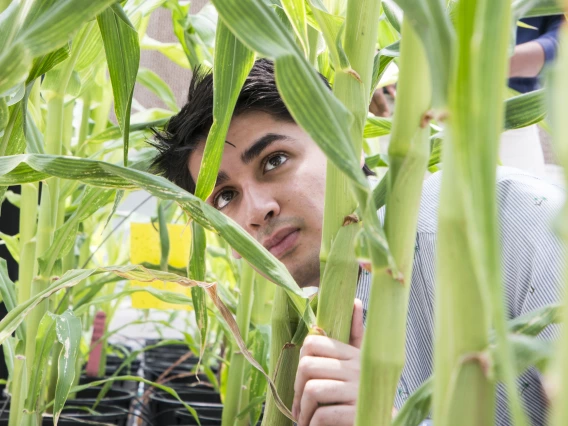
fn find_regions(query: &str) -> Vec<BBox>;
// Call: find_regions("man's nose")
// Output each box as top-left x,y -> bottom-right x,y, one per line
243,185 -> 280,229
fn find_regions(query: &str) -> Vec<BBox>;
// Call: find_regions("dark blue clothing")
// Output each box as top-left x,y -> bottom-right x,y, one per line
509,15 -> 565,93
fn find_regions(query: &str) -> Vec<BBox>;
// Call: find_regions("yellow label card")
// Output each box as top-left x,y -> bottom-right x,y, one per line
130,222 -> 193,311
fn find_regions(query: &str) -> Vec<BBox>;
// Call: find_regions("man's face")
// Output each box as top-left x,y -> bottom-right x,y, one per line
188,111 -> 327,288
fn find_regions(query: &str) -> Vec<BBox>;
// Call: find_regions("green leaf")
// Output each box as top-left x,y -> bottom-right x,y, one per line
0,155 -> 308,306
383,1 -> 402,33
18,0 -> 118,58
87,117 -> 170,144
0,42 -> 32,95
0,268 -> 98,346
512,0 -> 564,18
140,34 -> 190,69
52,310 -> 82,426
507,303 -> 562,336
364,116 -> 393,139
365,154 -> 389,169
0,231 -> 20,264
27,44 -> 71,84
38,187 -> 114,275
305,0 -> 348,70
370,53 -> 395,97
101,189 -> 124,233
504,89 -> 546,130
194,20 -> 255,201
189,221 -> 208,361
25,109 -> 46,154
392,378 -> 432,426
157,201 -> 170,271
0,103 -> 25,158
281,0 -> 309,55
381,40 -> 400,58
97,3 -> 140,166
212,0 -> 368,189
502,333 -> 555,376
25,312 -> 57,413
0,260 -> 21,339
245,326 -> 270,425
136,68 -> 179,112
391,0 -> 454,107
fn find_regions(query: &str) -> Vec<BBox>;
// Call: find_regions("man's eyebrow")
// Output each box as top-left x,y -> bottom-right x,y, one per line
214,170 -> 230,188
241,133 -> 291,165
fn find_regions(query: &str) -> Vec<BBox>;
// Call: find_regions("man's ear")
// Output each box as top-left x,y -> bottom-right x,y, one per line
232,249 -> 242,259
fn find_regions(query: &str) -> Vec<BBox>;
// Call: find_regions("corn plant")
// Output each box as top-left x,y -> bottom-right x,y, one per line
1,1 -> 567,426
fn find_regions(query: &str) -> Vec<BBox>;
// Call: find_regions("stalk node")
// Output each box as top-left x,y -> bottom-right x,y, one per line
309,326 -> 327,336
386,268 -> 405,284
459,350 -> 493,378
420,110 -> 434,128
343,213 -> 360,226
345,68 -> 362,83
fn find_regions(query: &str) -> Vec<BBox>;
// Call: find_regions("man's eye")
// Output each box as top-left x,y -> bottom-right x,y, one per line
214,190 -> 236,209
264,153 -> 288,172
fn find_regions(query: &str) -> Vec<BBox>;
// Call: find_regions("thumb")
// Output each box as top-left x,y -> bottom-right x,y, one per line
349,298 -> 364,348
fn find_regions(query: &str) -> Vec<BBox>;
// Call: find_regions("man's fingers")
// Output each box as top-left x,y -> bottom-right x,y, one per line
292,356 -> 352,418
350,298 -> 364,349
297,380 -> 358,426
300,335 -> 357,360
309,404 -> 357,426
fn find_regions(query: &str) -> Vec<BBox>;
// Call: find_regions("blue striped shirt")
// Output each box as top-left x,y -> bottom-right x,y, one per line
356,167 -> 566,425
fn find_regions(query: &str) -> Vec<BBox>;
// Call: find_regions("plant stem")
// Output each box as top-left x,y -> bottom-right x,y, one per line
261,287 -> 300,426
222,262 -> 255,425
8,353 -> 28,426
355,19 -> 431,426
17,24 -> 94,426
318,0 -> 381,341
433,0 -> 523,424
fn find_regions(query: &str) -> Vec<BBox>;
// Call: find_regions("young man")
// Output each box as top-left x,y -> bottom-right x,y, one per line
151,59 -> 565,426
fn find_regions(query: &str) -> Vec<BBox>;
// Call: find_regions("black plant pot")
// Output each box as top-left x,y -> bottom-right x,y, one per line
68,386 -> 135,411
42,404 -> 128,426
148,388 -> 222,425
172,408 -> 223,425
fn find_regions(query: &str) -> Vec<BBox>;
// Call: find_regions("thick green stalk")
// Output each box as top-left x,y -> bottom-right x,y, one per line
18,183 -> 38,303
17,24 -> 94,426
261,287 -> 300,426
318,0 -> 381,341
76,91 -> 91,156
433,0 -> 522,425
251,275 -> 275,326
355,19 -> 431,426
551,18 -> 568,426
222,262 -> 255,426
8,353 -> 28,426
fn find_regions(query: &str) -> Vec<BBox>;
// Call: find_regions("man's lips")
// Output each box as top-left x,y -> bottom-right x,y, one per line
263,227 -> 300,258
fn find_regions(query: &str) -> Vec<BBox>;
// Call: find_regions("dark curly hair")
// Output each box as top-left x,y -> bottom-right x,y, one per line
150,59 -> 374,194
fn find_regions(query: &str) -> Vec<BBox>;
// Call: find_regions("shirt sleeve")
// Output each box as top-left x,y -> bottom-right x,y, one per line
534,15 -> 565,63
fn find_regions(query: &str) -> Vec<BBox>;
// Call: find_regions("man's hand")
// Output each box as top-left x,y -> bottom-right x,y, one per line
291,299 -> 365,426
